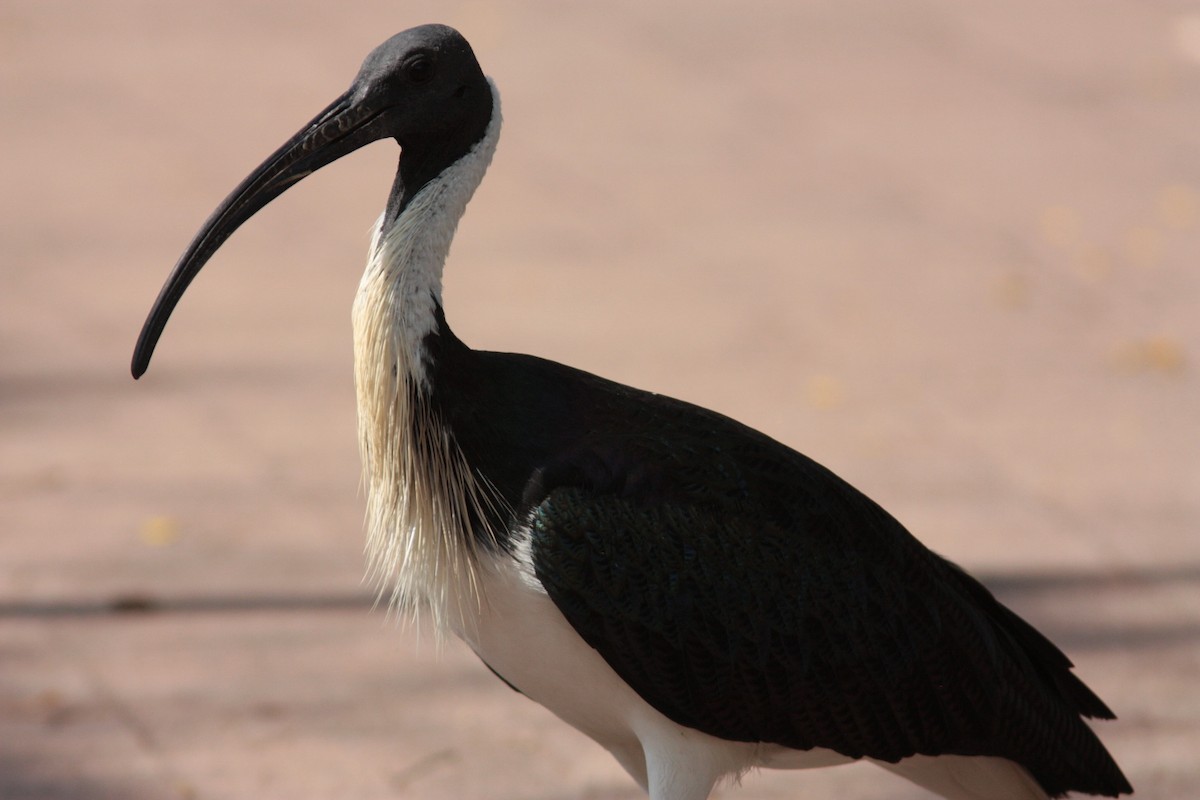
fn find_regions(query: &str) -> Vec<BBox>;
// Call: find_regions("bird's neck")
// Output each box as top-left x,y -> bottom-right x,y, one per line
351,82 -> 502,631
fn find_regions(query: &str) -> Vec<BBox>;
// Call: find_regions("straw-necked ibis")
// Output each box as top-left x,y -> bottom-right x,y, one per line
132,24 -> 1131,800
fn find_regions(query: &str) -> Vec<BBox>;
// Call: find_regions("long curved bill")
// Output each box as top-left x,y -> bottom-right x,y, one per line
131,89 -> 386,378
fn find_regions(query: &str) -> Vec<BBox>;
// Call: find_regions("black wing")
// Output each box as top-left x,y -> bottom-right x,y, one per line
523,437 -> 1130,798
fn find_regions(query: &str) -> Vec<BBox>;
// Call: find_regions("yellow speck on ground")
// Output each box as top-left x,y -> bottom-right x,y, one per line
805,375 -> 844,410
1112,336 -> 1187,374
139,516 -> 179,546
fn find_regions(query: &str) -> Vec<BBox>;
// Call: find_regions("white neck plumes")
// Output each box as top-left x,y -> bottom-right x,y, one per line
352,81 -> 502,632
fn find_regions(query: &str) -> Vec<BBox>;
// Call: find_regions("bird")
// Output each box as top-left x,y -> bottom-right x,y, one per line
132,24 -> 1132,800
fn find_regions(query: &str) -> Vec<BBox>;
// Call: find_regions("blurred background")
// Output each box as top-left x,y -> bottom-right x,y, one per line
2,1 -> 1197,797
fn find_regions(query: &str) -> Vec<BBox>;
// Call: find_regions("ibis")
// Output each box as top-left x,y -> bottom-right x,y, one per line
132,25 -> 1132,800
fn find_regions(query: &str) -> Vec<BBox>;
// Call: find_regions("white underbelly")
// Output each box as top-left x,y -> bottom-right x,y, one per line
435,552 -> 1045,800
445,552 -> 850,792
457,553 -> 649,749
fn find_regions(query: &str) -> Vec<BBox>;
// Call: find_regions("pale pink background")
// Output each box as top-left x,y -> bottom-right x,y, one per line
2,2 -> 1197,797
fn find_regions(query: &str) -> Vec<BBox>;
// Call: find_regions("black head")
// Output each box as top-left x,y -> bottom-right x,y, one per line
352,25 -> 494,220
355,26 -> 492,156
131,24 -> 493,378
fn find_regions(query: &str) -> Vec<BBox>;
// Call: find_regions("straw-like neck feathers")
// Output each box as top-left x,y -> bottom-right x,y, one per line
351,81 -> 502,630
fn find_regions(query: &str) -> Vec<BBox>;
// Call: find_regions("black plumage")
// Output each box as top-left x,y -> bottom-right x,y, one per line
426,312 -> 1130,798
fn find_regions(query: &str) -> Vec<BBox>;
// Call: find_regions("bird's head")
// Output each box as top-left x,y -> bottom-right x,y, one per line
131,24 -> 493,378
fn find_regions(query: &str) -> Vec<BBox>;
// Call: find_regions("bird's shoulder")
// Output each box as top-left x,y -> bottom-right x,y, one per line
460,348 -> 867,517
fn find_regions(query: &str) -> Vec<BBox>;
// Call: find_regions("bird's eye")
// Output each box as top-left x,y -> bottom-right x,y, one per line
402,54 -> 436,83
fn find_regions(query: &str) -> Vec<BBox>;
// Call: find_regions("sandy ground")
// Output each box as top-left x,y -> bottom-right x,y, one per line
2,1 -> 1198,798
